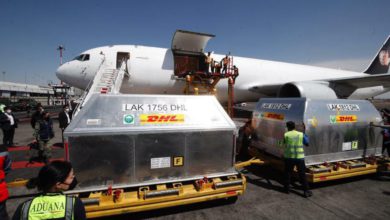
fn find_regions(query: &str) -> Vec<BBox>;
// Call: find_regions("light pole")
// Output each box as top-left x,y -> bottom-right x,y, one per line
57,45 -> 65,85
57,45 -> 65,65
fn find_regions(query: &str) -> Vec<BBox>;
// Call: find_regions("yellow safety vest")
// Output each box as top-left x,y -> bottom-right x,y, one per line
284,130 -> 305,159
21,193 -> 74,220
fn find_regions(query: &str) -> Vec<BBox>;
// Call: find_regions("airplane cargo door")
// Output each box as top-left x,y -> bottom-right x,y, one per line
171,30 -> 215,77
174,55 -> 199,75
116,52 -> 130,69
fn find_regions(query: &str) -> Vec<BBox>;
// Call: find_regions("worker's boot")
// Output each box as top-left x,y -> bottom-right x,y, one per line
303,190 -> 313,198
43,156 -> 49,164
283,186 -> 290,194
38,150 -> 44,161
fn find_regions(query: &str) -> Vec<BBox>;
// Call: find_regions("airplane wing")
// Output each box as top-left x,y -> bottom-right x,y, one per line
328,73 -> 390,97
328,73 -> 390,88
249,35 -> 390,98
249,73 -> 390,98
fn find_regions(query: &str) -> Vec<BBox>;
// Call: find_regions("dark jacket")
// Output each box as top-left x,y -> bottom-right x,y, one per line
59,111 -> 71,129
38,118 -> 54,141
0,112 -> 18,130
31,110 -> 43,129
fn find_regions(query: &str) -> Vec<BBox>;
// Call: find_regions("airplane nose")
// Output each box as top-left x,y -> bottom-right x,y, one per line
56,63 -> 69,82
55,62 -> 87,89
56,65 -> 65,81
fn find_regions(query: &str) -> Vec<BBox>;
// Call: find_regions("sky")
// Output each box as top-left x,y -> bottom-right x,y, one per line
0,0 -> 389,86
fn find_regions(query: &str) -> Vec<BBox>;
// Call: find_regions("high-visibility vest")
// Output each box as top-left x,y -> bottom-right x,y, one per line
21,193 -> 75,220
0,104 -> 5,113
0,152 -> 9,202
284,130 -> 305,159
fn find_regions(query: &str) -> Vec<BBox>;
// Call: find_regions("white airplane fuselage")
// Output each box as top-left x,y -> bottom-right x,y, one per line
56,45 -> 387,103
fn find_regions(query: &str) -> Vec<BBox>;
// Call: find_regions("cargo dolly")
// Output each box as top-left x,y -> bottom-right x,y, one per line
306,157 -> 386,182
74,174 -> 246,218
247,146 -> 390,183
245,98 -> 390,183
8,174 -> 246,218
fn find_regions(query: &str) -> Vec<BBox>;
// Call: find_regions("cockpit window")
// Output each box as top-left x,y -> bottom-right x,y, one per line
72,54 -> 90,61
73,55 -> 83,61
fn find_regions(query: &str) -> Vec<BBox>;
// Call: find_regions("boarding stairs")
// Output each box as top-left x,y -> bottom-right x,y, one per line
73,60 -> 127,116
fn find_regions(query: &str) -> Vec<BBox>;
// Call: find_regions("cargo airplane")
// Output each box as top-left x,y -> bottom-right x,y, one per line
56,30 -> 390,102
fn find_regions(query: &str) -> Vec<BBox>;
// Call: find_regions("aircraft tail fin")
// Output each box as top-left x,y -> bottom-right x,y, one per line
364,35 -> 390,74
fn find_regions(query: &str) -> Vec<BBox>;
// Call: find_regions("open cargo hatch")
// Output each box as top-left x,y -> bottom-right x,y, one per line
171,30 -> 215,77
171,30 -> 215,53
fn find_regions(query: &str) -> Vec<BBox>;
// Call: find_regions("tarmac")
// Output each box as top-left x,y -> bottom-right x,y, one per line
2,116 -> 390,220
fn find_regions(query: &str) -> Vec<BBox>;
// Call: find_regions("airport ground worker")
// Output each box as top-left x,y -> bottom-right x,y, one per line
283,121 -> 313,198
0,144 -> 12,220
0,106 -> 18,147
59,105 -> 72,144
382,127 -> 390,157
0,104 -> 5,142
37,112 -> 54,164
221,55 -> 230,74
12,160 -> 86,220
380,110 -> 390,157
232,65 -> 239,83
0,105 -> 4,146
205,52 -> 214,74
370,119 -> 390,157
236,119 -> 254,161
0,104 -> 5,113
31,103 -> 44,129
379,108 -> 390,123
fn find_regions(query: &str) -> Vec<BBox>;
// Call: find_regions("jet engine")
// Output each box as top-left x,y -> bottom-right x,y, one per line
278,82 -> 338,99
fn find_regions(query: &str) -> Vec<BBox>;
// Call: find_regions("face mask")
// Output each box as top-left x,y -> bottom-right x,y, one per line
68,177 -> 78,190
63,177 -> 78,190
6,110 -> 11,114
65,109 -> 69,112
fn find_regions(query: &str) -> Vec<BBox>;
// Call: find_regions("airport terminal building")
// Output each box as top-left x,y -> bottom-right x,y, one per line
0,81 -> 78,106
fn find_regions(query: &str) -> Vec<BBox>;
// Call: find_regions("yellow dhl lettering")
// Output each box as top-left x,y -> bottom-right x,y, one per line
336,115 -> 357,123
263,112 -> 284,120
140,114 -> 184,124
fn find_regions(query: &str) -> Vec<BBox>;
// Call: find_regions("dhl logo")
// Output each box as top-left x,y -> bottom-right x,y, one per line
336,115 -> 357,123
263,112 -> 284,120
140,114 -> 185,124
